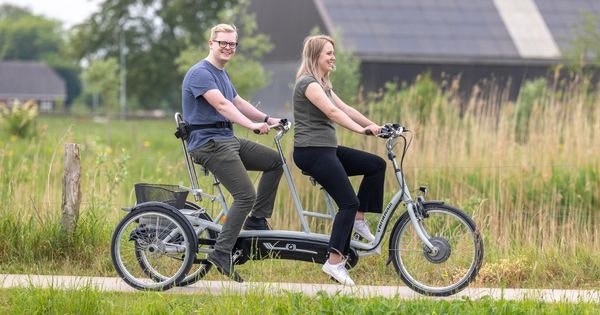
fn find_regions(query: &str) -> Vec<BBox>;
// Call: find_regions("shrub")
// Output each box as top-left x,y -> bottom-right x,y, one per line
514,78 -> 548,144
0,99 -> 38,138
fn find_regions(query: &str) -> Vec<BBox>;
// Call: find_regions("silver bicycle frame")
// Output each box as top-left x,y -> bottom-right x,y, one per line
273,128 -> 337,233
175,113 -> 436,253
273,123 -> 436,253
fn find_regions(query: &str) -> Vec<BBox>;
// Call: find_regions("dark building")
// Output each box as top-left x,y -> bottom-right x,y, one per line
0,61 -> 66,112
247,0 -> 600,118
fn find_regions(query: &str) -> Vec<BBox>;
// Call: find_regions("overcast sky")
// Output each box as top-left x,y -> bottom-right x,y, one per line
0,0 -> 101,28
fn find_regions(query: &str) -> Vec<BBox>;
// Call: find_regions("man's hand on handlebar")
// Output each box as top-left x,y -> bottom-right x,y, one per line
265,116 -> 283,126
253,118 -> 289,134
252,122 -> 270,134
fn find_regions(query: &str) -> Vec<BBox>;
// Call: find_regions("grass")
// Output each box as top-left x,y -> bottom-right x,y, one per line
0,76 -> 599,290
1,287 -> 599,314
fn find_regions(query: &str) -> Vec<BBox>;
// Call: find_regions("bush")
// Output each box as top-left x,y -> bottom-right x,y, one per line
514,78 -> 548,144
0,99 -> 38,138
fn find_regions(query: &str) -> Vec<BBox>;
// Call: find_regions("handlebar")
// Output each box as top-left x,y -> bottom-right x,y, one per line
365,123 -> 408,137
254,120 -> 405,139
376,123 -> 406,138
253,118 -> 291,134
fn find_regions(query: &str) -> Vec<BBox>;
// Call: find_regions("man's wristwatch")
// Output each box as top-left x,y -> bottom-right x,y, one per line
263,115 -> 270,123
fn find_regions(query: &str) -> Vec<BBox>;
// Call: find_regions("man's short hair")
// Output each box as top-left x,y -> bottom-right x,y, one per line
210,24 -> 237,40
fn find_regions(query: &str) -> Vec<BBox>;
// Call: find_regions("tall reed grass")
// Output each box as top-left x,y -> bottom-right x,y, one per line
0,74 -> 598,288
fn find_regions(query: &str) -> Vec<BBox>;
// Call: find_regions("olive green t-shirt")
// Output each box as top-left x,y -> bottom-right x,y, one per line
293,75 -> 337,147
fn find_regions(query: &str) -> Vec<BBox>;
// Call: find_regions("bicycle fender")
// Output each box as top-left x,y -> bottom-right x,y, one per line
422,200 -> 444,205
130,201 -> 199,252
386,201 -> 445,265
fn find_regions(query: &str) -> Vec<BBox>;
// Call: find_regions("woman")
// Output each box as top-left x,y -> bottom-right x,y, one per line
292,35 -> 386,286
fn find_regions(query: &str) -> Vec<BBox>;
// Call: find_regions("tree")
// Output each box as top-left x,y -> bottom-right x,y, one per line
0,5 -> 62,60
0,4 -> 81,106
81,58 -> 120,114
564,12 -> 600,71
0,4 -> 30,21
68,0 -> 240,110
329,31 -> 361,105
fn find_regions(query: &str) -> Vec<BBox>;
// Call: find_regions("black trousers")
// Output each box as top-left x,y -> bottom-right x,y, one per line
293,146 -> 386,256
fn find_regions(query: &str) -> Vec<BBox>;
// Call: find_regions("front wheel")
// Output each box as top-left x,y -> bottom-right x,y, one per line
389,202 -> 484,296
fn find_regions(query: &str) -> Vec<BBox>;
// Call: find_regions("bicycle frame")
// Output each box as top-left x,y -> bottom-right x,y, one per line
273,122 -> 436,253
175,113 -> 436,256
273,127 -> 337,232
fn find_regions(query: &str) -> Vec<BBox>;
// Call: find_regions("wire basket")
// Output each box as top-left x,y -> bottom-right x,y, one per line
134,183 -> 189,209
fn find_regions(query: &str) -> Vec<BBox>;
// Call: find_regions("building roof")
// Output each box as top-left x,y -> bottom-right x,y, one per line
0,61 -> 66,100
252,0 -> 600,65
536,0 -> 600,50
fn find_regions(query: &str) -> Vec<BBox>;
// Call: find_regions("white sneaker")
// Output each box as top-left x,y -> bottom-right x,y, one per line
322,261 -> 355,286
354,219 -> 375,242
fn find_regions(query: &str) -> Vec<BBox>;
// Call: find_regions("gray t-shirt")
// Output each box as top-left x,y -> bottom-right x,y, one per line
181,59 -> 237,151
293,75 -> 337,147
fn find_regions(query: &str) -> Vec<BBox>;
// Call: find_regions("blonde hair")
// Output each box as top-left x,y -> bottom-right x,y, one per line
210,23 -> 237,40
296,34 -> 335,90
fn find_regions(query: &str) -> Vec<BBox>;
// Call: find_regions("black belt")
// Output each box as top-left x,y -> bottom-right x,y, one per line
189,122 -> 233,130
175,121 -> 232,141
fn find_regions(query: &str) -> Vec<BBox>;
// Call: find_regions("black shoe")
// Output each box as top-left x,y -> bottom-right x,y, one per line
207,250 -> 244,282
243,216 -> 272,230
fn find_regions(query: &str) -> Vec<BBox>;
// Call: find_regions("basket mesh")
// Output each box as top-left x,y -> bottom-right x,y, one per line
134,183 -> 188,209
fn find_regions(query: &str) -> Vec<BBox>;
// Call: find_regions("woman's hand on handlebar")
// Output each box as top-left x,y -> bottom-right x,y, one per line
363,124 -> 382,136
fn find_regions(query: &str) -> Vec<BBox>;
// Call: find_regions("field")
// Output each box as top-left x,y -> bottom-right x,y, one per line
0,77 -> 599,292
1,286 -> 599,314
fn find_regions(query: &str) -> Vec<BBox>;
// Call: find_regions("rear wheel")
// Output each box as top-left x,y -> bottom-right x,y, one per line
111,205 -> 195,291
133,201 -> 217,287
389,203 -> 483,296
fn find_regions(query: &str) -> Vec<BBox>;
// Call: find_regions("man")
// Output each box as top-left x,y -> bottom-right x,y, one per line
181,23 -> 283,282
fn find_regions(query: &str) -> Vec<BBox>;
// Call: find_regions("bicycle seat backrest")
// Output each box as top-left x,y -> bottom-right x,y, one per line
174,120 -> 191,141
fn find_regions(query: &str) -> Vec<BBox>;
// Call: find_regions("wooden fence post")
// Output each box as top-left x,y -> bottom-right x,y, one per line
62,143 -> 81,235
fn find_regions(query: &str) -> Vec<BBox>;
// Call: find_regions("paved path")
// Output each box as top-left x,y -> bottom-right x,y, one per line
1,274 -> 598,303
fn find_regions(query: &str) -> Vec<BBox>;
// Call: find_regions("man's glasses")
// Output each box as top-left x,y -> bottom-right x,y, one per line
212,40 -> 238,49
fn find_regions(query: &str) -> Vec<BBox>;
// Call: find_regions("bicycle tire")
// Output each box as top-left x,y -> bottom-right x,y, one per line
388,202 -> 484,296
110,205 -> 195,291
132,201 -> 217,287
